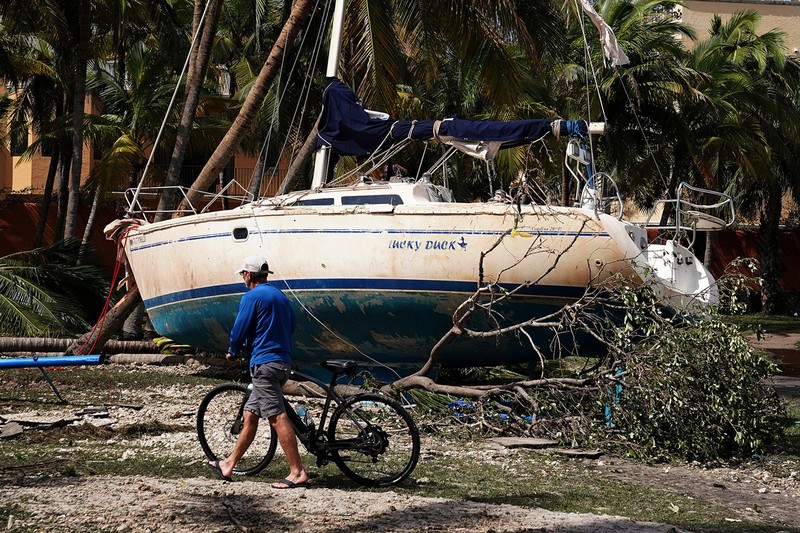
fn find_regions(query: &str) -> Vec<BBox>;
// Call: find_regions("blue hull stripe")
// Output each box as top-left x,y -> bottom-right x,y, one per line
142,278 -> 588,310
131,227 -> 609,252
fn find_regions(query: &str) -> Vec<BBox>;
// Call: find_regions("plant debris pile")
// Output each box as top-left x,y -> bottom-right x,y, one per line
402,277 -> 788,464
606,311 -> 784,462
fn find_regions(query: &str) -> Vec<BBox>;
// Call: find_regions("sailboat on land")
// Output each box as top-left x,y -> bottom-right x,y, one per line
109,0 -> 734,369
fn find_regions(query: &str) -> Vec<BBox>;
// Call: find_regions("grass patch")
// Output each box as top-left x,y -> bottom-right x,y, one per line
2,356 -> 798,532
0,414 -> 792,532
778,391 -> 800,459
14,420 -> 193,446
117,420 -> 194,438
388,448 -> 775,533
720,314 -> 800,335
0,365 -> 229,407
265,444 -> 777,533
0,425 -> 200,480
213,435 -> 792,533
20,422 -> 114,444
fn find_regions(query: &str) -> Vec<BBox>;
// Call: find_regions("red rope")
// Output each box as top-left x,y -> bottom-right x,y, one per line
76,225 -> 135,355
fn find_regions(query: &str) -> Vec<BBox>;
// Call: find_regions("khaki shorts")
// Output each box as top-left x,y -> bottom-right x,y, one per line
245,362 -> 290,419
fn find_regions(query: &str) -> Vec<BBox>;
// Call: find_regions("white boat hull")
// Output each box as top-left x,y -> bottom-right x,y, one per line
121,200 -> 714,367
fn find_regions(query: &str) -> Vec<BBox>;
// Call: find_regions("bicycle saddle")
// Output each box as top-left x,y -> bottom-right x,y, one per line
321,359 -> 358,374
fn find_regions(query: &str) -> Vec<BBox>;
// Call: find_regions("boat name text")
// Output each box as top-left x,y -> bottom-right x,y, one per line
389,237 -> 467,251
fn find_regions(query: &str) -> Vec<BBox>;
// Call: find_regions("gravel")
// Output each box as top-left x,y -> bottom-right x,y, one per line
2,475 -> 688,532
3,363 -> 797,532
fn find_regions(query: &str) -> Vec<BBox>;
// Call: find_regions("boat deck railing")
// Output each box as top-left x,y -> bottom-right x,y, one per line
123,180 -> 254,220
644,182 -> 735,240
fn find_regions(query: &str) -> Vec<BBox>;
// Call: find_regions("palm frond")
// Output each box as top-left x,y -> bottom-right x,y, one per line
0,240 -> 110,336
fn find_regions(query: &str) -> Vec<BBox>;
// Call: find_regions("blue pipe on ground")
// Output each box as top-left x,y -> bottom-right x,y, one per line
0,354 -> 104,369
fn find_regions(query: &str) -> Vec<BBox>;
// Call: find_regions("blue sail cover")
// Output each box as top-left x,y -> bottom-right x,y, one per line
317,78 -> 434,157
436,117 -> 553,148
317,78 -> 584,158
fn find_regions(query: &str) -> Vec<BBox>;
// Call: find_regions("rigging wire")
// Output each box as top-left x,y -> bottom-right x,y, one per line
244,176 -> 404,378
281,0 -> 332,177
127,0 -> 213,217
574,0 -> 604,191
618,80 -> 669,191
75,225 -> 132,356
330,138 -> 412,186
572,0 -> 668,192
414,142 -> 429,181
239,2 -> 403,380
250,0 -> 331,197
271,260 -> 404,381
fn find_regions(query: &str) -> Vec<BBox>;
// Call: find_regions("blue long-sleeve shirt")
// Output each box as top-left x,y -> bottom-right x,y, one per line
228,283 -> 296,369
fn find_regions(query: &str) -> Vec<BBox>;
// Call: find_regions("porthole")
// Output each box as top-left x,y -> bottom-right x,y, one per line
232,227 -> 249,241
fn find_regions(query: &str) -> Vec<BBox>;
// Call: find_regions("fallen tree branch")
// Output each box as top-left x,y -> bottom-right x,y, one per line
0,338 -> 164,354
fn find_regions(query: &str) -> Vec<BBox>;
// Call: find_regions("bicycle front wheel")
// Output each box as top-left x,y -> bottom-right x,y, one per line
328,393 -> 420,487
196,383 -> 277,476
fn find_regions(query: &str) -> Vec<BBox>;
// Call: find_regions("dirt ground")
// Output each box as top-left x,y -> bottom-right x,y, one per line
2,475 -> 692,532
1,339 -> 799,532
2,427 -> 798,532
0,376 -> 693,533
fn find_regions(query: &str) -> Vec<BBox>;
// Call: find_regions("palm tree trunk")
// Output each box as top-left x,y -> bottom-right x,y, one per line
177,0 -> 316,214
55,142 -> 72,241
121,301 -> 145,340
759,178 -> 783,314
116,41 -> 126,85
659,164 -> 680,227
278,116 -> 320,194
0,337 -> 159,353
34,144 -> 60,248
66,286 -> 142,355
248,150 -> 268,198
64,0 -> 91,238
155,0 -> 224,222
78,183 -> 102,262
703,232 -> 715,267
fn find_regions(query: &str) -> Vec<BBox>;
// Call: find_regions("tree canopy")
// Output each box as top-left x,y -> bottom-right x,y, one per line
1,0 -> 799,311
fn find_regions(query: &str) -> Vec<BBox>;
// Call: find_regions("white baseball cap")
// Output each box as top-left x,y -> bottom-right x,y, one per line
236,254 -> 273,275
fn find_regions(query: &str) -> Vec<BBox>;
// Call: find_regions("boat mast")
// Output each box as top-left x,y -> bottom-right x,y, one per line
311,0 -> 346,189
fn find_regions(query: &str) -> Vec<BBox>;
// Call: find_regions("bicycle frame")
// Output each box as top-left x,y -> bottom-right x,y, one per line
280,368 -> 375,465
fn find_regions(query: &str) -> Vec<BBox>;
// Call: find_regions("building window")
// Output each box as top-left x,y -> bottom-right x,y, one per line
11,129 -> 28,156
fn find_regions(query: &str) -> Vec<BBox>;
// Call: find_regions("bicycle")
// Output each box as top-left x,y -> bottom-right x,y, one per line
196,359 -> 421,487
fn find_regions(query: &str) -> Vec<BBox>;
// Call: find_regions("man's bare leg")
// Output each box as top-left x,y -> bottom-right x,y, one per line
211,410 -> 259,479
270,412 -> 308,487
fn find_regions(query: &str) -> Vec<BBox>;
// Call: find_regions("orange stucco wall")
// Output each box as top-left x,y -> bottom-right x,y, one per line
683,1 -> 800,51
1,87 -> 95,195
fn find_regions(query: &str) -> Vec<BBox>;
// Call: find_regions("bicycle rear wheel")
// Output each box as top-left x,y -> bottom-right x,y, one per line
328,393 -> 420,487
196,383 -> 277,476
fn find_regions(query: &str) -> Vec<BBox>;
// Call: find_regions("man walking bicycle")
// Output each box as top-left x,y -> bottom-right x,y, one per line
207,254 -> 308,489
